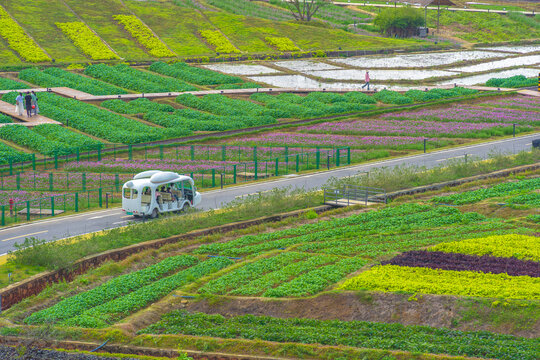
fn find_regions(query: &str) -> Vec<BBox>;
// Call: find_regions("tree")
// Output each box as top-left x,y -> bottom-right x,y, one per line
374,7 -> 425,38
281,0 -> 331,21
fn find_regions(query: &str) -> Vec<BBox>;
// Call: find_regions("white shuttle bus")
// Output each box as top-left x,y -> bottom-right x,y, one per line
122,170 -> 201,218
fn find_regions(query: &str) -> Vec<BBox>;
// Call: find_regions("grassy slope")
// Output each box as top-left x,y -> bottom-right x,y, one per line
428,10 -> 540,43
1,0 -> 426,64
125,0 -> 215,57
1,0 -> 87,62
63,0 -> 148,61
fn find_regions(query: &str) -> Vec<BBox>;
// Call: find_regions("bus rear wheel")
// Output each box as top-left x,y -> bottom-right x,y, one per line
151,208 -> 159,219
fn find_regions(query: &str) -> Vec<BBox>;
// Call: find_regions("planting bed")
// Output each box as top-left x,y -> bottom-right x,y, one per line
2,174 -> 539,360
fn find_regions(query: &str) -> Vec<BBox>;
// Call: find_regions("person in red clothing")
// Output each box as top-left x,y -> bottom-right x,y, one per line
361,70 -> 370,91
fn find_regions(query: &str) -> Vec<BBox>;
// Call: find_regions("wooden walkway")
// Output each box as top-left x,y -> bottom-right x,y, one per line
0,100 -> 61,127
517,89 -> 540,97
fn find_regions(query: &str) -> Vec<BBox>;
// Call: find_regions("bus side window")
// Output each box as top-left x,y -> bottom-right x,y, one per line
132,189 -> 138,199
123,188 -> 131,199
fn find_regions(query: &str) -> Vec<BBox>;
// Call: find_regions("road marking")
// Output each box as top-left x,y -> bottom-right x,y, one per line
112,220 -> 129,225
2,230 -> 48,242
0,208 -> 122,234
436,155 -> 466,162
88,215 -> 109,220
120,215 -> 131,219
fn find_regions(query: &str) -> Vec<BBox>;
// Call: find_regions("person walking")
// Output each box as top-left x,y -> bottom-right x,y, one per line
31,91 -> 39,116
24,92 -> 33,117
15,92 -> 24,116
361,70 -> 370,91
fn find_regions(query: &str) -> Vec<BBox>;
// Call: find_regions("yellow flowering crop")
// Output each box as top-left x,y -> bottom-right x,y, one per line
56,22 -> 118,60
429,234 -> 540,261
113,15 -> 175,58
265,37 -> 299,52
339,264 -> 540,300
200,30 -> 240,54
0,5 -> 50,62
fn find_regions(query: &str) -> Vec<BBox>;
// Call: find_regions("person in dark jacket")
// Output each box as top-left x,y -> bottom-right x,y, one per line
24,92 -> 32,117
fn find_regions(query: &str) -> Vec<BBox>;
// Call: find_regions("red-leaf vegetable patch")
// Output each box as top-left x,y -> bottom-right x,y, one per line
382,250 -> 540,278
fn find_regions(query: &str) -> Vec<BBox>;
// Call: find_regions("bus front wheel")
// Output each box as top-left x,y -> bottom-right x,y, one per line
151,208 -> 159,219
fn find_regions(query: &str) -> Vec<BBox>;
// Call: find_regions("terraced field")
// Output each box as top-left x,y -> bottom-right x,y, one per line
2,174 -> 539,360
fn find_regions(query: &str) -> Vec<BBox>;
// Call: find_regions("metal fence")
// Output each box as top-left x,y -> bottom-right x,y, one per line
0,147 -> 351,192
0,144 -> 349,175
323,185 -> 387,207
1,186 -> 117,226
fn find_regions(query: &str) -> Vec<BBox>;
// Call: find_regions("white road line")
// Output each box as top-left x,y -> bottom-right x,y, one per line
2,230 -> 48,242
88,215 -> 110,220
0,208 -> 122,234
112,220 -> 129,225
436,155 -> 466,162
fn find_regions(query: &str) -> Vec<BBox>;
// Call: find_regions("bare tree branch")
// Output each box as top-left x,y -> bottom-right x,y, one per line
282,0 -> 331,22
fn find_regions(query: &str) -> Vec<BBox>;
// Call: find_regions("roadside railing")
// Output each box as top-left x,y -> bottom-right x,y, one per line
323,185 -> 387,207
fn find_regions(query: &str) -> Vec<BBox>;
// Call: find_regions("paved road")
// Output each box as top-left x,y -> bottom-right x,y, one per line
0,133 -> 537,254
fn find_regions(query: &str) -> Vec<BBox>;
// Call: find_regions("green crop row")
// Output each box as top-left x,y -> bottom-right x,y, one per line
195,204 -> 486,256
144,107 -> 275,131
0,76 -> 26,90
2,91 -> 188,143
297,222 -> 529,258
18,68 -> 126,96
250,92 -> 375,118
64,257 -> 234,328
176,93 -> 273,117
0,124 -> 75,156
486,75 -> 537,89
141,310 -> 540,360
101,98 -> 175,115
0,141 -> 31,164
264,256 -> 368,297
432,177 -> 540,205
85,64 -> 197,93
404,88 -> 478,102
55,22 -> 118,60
0,114 -> 13,124
149,62 -> 242,85
113,15 -> 175,58
25,254 -> 199,325
32,124 -> 101,149
228,253 -> 338,296
199,252 -> 305,295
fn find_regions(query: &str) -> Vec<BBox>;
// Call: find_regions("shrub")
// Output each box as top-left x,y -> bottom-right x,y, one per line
486,75 -> 536,88
374,7 -> 425,37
